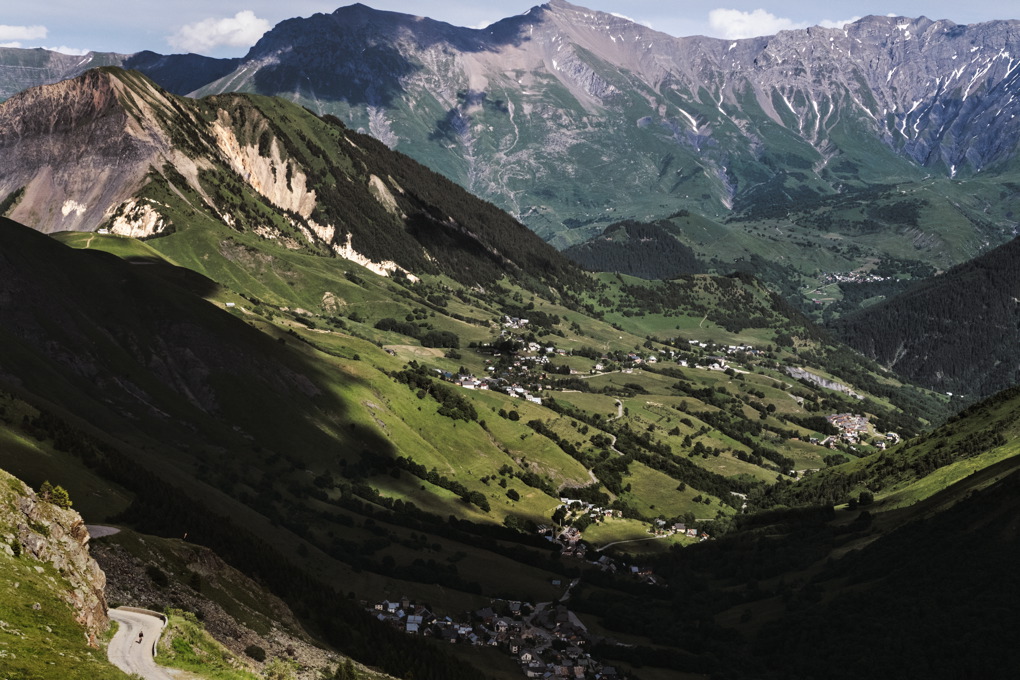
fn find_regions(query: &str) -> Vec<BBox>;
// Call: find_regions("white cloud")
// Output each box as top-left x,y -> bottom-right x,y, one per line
167,10 -> 270,53
709,9 -> 799,39
819,17 -> 862,30
610,12 -> 654,29
0,24 -> 47,42
708,9 -> 862,39
43,46 -> 91,56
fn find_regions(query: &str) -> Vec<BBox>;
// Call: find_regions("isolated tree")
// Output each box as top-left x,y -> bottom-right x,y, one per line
39,481 -> 72,509
38,480 -> 54,502
51,486 -> 72,509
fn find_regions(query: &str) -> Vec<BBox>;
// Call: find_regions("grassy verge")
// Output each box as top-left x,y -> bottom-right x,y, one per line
157,609 -> 259,680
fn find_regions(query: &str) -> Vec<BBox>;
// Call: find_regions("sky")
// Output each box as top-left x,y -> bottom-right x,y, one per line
2,1 -> 1017,58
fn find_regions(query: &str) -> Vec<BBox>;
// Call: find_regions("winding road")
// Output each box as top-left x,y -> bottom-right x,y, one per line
86,525 -> 121,539
107,608 -> 173,680
595,534 -> 673,552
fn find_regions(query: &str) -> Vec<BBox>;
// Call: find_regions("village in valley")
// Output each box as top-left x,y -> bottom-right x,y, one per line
367,588 -> 630,679
361,307 -> 910,678
432,314 -> 899,462
430,314 -> 770,409
364,490 -> 678,678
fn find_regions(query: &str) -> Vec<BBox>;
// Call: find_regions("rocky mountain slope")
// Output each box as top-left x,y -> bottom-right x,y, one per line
91,528 -> 391,680
3,4 -> 1017,273
187,1 -> 1020,245
0,467 -> 118,679
0,67 -> 579,292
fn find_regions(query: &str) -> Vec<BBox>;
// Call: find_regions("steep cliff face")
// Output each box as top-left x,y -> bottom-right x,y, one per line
0,69 -> 171,234
0,469 -> 108,644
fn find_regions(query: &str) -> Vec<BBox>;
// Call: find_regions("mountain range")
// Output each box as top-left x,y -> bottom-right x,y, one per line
191,2 -> 1020,226
2,2 -> 1018,258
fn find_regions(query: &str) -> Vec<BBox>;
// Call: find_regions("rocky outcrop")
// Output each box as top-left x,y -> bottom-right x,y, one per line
785,366 -> 864,400
0,469 -> 108,645
0,69 -> 162,233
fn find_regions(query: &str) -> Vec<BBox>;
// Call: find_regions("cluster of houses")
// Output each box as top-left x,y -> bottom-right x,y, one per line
820,271 -> 890,285
687,340 -> 762,356
651,518 -> 710,541
826,412 -> 870,433
368,596 -> 627,679
371,596 -> 525,644
468,322 -> 773,399
538,499 -> 684,584
435,368 -> 545,405
503,315 -> 531,329
553,499 -> 620,527
811,413 -> 902,449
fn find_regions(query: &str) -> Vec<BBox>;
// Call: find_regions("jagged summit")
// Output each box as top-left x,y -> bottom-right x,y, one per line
0,68 -> 192,233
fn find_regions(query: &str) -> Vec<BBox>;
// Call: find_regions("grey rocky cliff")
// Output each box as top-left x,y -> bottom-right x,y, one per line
0,470 -> 109,645
0,69 -> 164,234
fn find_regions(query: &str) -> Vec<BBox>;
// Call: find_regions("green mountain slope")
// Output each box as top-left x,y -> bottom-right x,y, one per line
832,235 -> 1020,399
753,384 -> 1020,514
0,197 -> 954,676
0,67 -> 581,294
568,385 -> 1020,678
563,218 -> 706,279
752,467 -> 1020,680
559,176 -> 1019,318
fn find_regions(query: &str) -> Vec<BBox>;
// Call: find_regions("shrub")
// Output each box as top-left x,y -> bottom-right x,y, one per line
145,565 -> 170,588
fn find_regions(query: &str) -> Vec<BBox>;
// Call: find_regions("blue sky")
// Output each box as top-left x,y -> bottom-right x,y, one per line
2,1 -> 1017,57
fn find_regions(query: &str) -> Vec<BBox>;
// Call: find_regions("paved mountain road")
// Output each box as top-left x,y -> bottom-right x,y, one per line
108,608 -> 174,680
86,524 -> 121,538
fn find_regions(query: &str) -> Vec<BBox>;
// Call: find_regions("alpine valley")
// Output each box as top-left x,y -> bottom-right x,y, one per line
0,4 -> 1018,680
